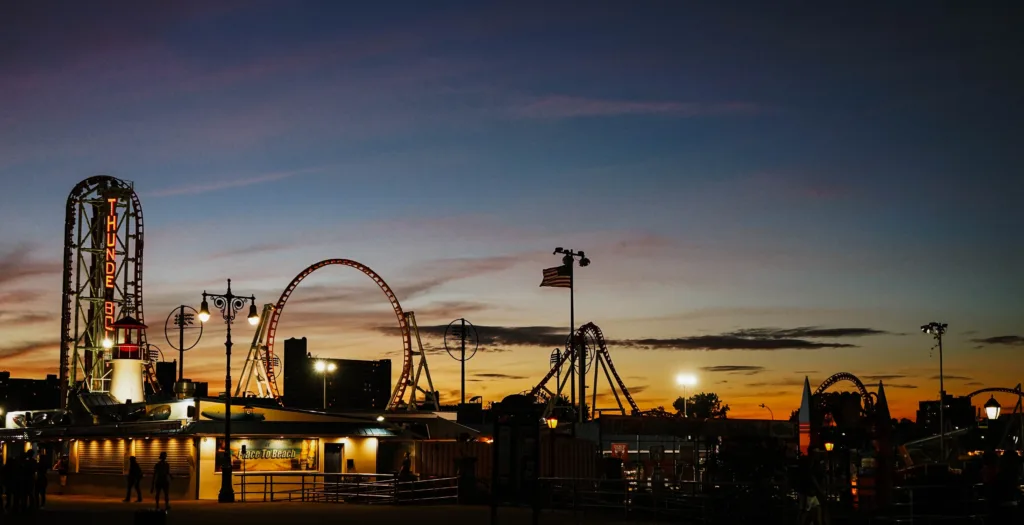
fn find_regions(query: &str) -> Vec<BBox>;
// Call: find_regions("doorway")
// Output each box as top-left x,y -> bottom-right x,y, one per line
324,443 -> 343,473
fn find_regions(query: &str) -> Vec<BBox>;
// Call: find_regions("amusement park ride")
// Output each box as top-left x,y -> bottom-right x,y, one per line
54,175 -> 641,416
52,175 -> 1023,451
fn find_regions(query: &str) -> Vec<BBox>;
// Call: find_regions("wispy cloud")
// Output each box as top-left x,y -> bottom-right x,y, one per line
0,244 -> 62,288
700,365 -> 766,375
147,166 -> 328,197
623,335 -> 856,351
475,373 -> 528,380
862,374 -> 909,381
971,335 -> 1024,347
380,324 -> 880,352
0,311 -> 52,326
886,384 -> 919,389
727,327 -> 892,339
0,340 -> 60,359
511,95 -> 761,119
930,375 -> 972,381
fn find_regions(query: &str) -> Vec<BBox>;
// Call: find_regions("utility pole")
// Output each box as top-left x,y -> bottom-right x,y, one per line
921,322 -> 948,462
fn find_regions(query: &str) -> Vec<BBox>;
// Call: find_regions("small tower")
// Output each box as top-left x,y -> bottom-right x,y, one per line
109,316 -> 147,404
798,376 -> 813,455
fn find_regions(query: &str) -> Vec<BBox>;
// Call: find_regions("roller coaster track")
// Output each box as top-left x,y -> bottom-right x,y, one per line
966,386 -> 1023,399
528,322 -> 640,417
260,259 -> 418,410
814,372 -> 875,412
60,175 -> 157,407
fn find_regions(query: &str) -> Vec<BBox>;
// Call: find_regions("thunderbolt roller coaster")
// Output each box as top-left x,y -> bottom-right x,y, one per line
59,176 -> 159,408
236,259 -> 438,411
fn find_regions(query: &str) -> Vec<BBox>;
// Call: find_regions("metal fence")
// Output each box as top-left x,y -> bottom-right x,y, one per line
538,477 -> 795,523
233,472 -> 459,505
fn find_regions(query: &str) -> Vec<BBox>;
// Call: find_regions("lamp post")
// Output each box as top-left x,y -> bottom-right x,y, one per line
985,396 -> 1001,421
551,248 -> 590,424
921,322 -> 948,461
676,374 -> 697,417
545,417 -> 558,476
759,403 -> 774,420
199,279 -> 258,504
314,360 -> 337,410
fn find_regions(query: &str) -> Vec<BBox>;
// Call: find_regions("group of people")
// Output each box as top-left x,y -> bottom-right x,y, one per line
125,452 -> 174,510
0,450 -> 65,514
1,450 -> 174,512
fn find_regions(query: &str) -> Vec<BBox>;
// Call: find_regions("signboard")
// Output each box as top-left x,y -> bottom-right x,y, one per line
103,197 -> 118,341
215,438 -> 318,472
610,442 -> 629,461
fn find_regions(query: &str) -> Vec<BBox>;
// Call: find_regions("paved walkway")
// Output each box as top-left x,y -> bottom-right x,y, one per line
2,495 -> 645,525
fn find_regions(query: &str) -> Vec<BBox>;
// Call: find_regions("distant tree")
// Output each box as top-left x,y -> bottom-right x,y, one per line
674,392 -> 729,419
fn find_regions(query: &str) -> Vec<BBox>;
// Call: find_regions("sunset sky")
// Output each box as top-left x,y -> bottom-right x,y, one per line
1,2 -> 1022,419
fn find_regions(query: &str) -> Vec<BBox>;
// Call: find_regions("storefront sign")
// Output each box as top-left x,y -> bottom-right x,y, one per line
104,197 -> 118,341
216,438 -> 318,472
610,442 -> 628,461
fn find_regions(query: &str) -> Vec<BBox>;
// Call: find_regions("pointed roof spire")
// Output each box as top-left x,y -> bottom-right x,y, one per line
876,380 -> 891,422
799,376 -> 813,425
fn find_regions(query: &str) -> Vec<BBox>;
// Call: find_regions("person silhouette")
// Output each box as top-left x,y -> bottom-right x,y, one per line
151,452 -> 172,510
125,456 -> 143,502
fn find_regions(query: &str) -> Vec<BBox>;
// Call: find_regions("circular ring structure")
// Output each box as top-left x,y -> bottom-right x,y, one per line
263,259 -> 413,410
444,318 -> 479,362
164,306 -> 203,351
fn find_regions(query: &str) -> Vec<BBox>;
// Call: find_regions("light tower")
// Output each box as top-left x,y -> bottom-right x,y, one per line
921,321 -> 948,461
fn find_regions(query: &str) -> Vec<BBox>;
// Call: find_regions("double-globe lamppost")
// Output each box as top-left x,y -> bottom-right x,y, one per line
314,360 -> 337,410
198,279 -> 258,504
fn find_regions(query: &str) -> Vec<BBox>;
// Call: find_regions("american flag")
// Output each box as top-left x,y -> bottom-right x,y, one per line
539,264 -> 572,288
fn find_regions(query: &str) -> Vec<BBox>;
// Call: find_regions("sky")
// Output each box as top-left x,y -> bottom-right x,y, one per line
1,1 -> 1022,420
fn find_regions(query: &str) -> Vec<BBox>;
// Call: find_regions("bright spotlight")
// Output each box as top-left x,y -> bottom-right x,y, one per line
314,361 -> 326,372
327,363 -> 337,372
102,338 -> 114,349
676,374 -> 697,387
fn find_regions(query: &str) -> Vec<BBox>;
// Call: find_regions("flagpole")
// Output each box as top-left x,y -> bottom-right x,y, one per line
546,248 -> 591,427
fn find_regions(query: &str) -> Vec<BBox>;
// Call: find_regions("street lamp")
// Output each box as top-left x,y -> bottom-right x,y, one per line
545,417 -> 559,476
314,360 -> 337,410
198,279 -> 258,504
676,374 -> 697,417
985,396 -> 1001,421
921,321 -> 948,461
824,442 -> 835,452
552,247 -> 591,424
759,403 -> 774,420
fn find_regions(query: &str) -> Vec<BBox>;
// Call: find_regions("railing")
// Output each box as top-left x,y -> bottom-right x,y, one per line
870,483 -> 991,524
232,472 -> 458,505
539,477 -> 794,523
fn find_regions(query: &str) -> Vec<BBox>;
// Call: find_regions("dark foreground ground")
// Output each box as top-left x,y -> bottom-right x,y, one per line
0,496 -> 651,525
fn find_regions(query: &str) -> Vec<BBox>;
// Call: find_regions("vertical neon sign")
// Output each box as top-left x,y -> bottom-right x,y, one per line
104,198 -> 118,342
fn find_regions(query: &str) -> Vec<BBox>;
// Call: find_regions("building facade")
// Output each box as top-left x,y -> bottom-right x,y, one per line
916,394 -> 976,435
282,337 -> 391,411
0,371 -> 61,415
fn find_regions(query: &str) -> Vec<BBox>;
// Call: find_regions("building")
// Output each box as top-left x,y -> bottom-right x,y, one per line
0,372 -> 61,415
282,337 -> 391,411
155,361 -> 177,398
916,394 -> 976,435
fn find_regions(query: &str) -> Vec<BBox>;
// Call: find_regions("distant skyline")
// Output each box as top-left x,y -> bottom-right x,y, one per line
1,2 -> 1022,419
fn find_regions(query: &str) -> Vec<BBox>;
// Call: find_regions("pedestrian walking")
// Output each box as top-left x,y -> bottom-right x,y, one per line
125,456 -> 143,502
151,452 -> 172,510
55,454 -> 69,494
34,451 -> 49,509
23,451 -> 38,511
